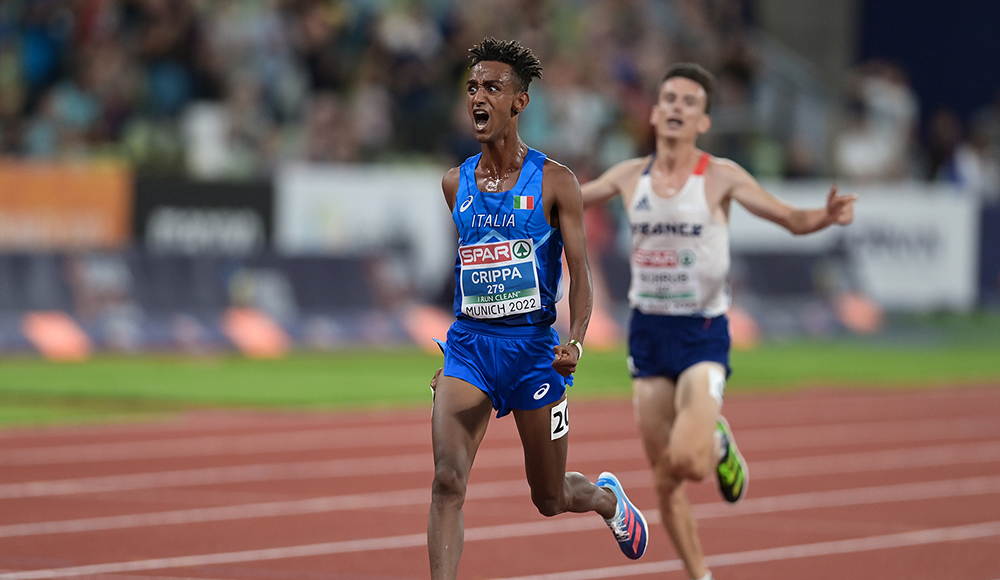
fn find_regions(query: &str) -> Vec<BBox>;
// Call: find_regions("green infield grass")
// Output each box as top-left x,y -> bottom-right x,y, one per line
1,312 -> 998,426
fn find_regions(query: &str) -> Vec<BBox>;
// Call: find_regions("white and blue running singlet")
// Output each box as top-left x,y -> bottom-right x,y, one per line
452,148 -> 562,328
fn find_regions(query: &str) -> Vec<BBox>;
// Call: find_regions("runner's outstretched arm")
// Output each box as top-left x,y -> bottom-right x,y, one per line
724,161 -> 857,234
581,158 -> 643,209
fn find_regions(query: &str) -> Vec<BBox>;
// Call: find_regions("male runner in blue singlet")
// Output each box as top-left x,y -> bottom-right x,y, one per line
582,63 -> 857,580
428,38 -> 648,580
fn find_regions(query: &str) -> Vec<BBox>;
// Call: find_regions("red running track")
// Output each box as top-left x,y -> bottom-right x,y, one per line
1,386 -> 1000,580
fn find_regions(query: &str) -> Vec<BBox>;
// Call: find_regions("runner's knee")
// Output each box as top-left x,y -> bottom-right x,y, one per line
431,464 -> 469,505
528,482 -> 567,517
652,466 -> 682,497
531,494 -> 562,517
527,472 -> 580,517
665,445 -> 713,482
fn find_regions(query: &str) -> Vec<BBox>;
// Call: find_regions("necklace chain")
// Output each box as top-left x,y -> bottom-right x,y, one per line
482,144 -> 525,192
483,166 -> 517,192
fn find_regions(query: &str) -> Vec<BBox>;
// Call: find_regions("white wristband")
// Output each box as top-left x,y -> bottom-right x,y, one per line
567,339 -> 583,359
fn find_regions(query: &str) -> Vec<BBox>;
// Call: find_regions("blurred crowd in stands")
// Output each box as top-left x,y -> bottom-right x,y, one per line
835,59 -> 1000,202
0,0 -> 997,201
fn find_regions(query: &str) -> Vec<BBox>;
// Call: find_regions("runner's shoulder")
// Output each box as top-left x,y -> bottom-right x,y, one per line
611,156 -> 651,178
443,165 -> 461,186
705,155 -> 753,183
542,157 -> 581,190
442,166 -> 462,208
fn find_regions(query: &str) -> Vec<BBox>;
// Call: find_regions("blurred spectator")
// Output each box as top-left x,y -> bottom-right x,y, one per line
925,107 -> 963,182
968,89 -> 1000,202
936,117 -> 1000,203
835,60 -> 918,181
351,51 -> 394,160
134,0 -> 199,117
835,96 -> 901,182
531,54 -> 615,174
953,124 -> 1000,203
972,90 -> 1000,155
293,0 -> 357,93
303,90 -> 357,162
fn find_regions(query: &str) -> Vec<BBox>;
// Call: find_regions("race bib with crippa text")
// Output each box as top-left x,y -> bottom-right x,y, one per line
459,239 -> 541,319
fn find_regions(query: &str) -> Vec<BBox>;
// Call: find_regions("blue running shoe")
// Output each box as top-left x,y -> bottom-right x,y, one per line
596,471 -> 648,559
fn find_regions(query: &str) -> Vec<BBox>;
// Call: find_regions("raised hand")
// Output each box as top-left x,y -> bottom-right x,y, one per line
827,185 -> 857,226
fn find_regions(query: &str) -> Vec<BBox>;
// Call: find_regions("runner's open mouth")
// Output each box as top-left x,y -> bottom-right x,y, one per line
473,110 -> 490,128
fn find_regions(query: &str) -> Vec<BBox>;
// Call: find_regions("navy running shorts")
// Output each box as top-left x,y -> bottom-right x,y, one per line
436,319 -> 570,417
627,309 -> 731,382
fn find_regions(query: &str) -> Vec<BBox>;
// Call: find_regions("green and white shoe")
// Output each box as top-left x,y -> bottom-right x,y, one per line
716,416 -> 748,503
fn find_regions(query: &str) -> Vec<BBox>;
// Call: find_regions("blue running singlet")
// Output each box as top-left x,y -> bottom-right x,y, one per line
451,147 -> 563,328
437,147 -> 571,417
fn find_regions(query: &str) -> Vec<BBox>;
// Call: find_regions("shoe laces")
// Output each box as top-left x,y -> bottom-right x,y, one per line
718,454 -> 739,484
607,503 -> 631,541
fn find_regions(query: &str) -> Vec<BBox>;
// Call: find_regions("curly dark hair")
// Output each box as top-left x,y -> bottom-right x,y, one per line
663,62 -> 715,114
468,37 -> 543,93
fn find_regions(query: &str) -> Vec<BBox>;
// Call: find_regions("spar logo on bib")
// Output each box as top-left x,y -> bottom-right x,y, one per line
633,248 -> 678,267
460,241 -> 511,265
460,240 -> 534,266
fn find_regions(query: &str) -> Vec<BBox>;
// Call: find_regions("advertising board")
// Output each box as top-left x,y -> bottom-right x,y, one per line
0,160 -> 131,250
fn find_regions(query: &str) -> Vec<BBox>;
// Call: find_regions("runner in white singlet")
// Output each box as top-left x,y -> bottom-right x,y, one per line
582,63 -> 856,580
627,151 -> 729,317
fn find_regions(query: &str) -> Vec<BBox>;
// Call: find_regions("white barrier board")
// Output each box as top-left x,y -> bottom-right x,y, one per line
275,162 -> 453,294
733,182 -> 979,311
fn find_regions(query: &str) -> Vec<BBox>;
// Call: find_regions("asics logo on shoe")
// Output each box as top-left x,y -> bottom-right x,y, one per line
533,383 -> 550,400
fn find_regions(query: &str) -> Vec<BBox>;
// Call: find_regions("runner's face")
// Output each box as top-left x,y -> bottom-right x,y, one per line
650,77 -> 711,139
466,61 -> 525,142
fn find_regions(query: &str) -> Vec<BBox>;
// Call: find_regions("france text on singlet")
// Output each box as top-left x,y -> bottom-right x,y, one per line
627,153 -> 731,317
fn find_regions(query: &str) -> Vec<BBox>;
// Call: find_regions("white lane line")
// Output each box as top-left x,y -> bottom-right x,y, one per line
4,436 -> 1000,501
1,487 -> 998,580
0,452 -> 437,500
736,416 -> 1000,450
484,520 -> 1000,580
0,479 -> 518,539
690,473 -> 1000,519
749,439 -> 1000,478
2,414 -> 998,466
0,455 -> 997,551
726,387 -> 1000,421
0,425 -> 433,466
0,533 -> 430,579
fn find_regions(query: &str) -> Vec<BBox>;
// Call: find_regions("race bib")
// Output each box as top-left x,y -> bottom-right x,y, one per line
630,248 -> 701,315
459,239 -> 541,319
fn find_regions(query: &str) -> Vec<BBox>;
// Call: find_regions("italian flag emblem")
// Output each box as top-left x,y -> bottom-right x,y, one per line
513,195 -> 534,210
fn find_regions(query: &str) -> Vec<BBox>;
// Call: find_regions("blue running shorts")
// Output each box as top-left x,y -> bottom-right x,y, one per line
628,309 -> 731,382
436,319 -> 570,417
